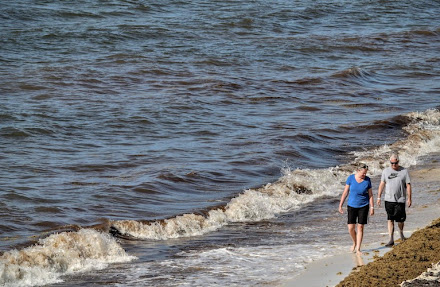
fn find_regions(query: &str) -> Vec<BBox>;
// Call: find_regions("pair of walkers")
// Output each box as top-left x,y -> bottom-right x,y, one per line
338,153 -> 412,255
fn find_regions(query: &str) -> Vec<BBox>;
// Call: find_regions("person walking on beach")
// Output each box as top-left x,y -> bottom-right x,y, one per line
339,164 -> 374,255
377,153 -> 412,247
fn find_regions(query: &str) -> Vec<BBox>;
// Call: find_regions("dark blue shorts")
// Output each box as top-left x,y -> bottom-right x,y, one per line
347,205 -> 369,225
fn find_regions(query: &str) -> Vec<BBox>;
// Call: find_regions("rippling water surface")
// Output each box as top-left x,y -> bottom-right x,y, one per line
1,0 -> 440,286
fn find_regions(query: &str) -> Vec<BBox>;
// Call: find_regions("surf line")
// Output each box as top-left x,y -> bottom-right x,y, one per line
109,109 -> 440,241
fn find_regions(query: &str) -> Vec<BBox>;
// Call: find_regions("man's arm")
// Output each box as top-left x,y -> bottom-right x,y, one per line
407,183 -> 412,207
377,181 -> 385,207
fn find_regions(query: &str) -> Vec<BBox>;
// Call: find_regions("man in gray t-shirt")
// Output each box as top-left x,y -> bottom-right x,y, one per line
377,153 -> 412,247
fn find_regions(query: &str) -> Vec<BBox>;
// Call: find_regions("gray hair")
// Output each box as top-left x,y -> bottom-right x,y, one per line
390,152 -> 399,161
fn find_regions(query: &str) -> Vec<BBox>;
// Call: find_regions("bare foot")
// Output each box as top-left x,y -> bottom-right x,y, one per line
355,250 -> 363,255
350,244 -> 356,253
354,254 -> 365,266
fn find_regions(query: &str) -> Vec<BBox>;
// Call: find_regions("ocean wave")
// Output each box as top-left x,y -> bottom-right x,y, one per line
0,127 -> 31,138
0,229 -> 136,287
0,126 -> 55,138
110,109 -> 440,241
2,109 -> 438,286
339,115 -> 411,132
351,108 -> 440,175
331,66 -> 372,80
110,165 -> 347,240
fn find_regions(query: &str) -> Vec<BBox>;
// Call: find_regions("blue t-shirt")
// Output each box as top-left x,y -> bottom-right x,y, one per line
346,174 -> 372,208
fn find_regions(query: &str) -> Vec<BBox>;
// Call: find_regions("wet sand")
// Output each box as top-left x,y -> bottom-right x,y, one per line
281,215 -> 440,287
337,166 -> 440,287
282,164 -> 440,287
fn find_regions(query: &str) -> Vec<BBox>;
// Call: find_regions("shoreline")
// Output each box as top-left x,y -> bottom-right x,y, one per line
280,242 -> 390,287
337,216 -> 440,287
282,214 -> 440,287
281,164 -> 440,287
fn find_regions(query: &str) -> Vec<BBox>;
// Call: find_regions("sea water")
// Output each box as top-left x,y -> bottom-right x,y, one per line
1,0 -> 440,286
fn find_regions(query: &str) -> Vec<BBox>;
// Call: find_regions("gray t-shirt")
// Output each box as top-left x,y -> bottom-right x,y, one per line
381,166 -> 411,203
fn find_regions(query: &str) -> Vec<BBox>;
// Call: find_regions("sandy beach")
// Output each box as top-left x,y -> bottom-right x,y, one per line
282,163 -> 440,287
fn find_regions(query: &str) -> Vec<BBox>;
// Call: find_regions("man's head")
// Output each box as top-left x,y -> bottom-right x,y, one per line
390,153 -> 399,170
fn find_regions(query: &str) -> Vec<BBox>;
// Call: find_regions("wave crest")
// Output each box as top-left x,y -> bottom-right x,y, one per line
110,166 -> 347,240
352,109 -> 440,174
0,229 -> 136,287
110,109 -> 440,242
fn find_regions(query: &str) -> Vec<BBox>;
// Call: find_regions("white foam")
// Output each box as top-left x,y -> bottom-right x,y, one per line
112,210 -> 228,240
0,229 -> 136,287
121,243 -> 344,286
111,108 -> 440,241
111,166 -> 349,240
352,109 -> 440,175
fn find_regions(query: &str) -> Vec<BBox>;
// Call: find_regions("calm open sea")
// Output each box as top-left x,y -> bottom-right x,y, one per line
1,0 -> 440,286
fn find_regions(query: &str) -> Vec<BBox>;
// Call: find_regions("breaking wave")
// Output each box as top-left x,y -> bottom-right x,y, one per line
110,109 -> 440,241
351,108 -> 440,174
0,229 -> 136,287
2,108 -> 439,286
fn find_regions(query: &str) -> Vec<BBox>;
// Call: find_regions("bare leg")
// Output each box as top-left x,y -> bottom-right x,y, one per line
355,224 -> 364,255
386,220 -> 395,247
398,222 -> 406,240
348,224 -> 356,252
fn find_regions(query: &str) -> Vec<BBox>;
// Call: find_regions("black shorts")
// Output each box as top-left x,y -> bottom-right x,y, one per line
385,201 -> 406,222
347,205 -> 369,225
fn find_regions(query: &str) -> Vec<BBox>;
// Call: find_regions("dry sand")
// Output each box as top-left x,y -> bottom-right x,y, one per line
282,164 -> 440,287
